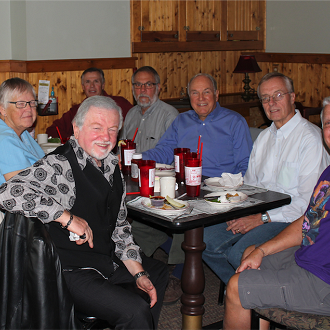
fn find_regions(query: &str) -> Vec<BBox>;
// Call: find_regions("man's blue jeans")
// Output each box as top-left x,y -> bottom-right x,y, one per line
202,221 -> 290,284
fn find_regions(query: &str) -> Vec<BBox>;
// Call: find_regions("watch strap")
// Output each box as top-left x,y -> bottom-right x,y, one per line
133,271 -> 150,281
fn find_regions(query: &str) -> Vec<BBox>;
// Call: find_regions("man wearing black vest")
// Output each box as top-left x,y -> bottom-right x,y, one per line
0,96 -> 168,329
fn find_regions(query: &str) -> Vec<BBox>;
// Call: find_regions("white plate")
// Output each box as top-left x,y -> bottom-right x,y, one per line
204,177 -> 243,190
141,198 -> 189,215
204,191 -> 248,207
155,163 -> 175,177
40,142 -> 61,154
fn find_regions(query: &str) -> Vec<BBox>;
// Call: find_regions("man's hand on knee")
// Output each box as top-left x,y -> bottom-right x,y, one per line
136,276 -> 157,308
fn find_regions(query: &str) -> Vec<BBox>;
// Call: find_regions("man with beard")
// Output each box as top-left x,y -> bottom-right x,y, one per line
120,66 -> 178,153
0,96 -> 168,329
120,66 -> 179,304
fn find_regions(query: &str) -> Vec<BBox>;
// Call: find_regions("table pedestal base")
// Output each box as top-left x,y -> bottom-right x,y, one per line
181,226 -> 206,330
182,315 -> 203,330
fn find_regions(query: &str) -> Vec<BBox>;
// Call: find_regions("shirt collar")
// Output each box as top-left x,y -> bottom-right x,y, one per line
270,109 -> 302,139
68,136 -> 118,171
191,102 -> 220,121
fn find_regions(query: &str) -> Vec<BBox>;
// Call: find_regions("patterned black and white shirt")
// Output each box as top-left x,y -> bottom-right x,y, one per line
0,137 -> 142,263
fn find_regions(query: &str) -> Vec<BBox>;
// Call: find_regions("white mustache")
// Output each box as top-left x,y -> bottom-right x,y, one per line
137,94 -> 151,101
93,140 -> 112,147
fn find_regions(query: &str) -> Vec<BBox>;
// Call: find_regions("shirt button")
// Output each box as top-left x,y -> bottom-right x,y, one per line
203,123 -> 205,126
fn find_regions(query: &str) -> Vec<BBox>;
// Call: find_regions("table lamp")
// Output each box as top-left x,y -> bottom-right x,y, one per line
233,55 -> 261,102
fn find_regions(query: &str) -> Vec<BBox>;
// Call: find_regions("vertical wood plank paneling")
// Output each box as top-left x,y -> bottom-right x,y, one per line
227,1 -> 237,31
322,64 -> 330,100
131,0 -> 142,42
141,0 -> 150,31
310,64 -> 322,106
186,1 -> 198,31
213,0 -> 221,32
178,0 -> 186,42
220,0 -> 227,41
180,52 -> 189,97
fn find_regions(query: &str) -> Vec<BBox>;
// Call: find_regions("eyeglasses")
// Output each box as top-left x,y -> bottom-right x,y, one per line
260,92 -> 290,104
8,100 -> 38,109
132,82 -> 157,89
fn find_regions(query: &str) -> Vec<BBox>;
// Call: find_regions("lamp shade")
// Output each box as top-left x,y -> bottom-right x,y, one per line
233,55 -> 261,73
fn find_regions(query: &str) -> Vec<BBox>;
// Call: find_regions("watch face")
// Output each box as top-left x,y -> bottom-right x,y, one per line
262,213 -> 268,223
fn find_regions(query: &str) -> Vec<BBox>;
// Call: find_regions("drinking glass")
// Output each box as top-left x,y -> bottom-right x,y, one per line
121,139 -> 136,175
138,160 -> 156,197
185,158 -> 202,197
174,148 -> 190,183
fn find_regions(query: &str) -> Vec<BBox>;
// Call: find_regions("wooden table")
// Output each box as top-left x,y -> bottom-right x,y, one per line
125,178 -> 291,329
162,93 -> 264,126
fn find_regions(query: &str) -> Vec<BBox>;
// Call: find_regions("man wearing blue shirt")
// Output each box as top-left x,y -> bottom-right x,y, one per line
132,73 -> 252,304
143,73 -> 252,177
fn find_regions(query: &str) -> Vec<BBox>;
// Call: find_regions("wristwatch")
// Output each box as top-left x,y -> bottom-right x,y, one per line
261,212 -> 270,224
133,271 -> 150,281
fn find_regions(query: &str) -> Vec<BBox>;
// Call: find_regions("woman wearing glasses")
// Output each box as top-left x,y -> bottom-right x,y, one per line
0,78 -> 44,185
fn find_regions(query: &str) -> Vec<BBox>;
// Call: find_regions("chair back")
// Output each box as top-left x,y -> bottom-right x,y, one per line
0,212 -> 80,329
302,107 -> 322,127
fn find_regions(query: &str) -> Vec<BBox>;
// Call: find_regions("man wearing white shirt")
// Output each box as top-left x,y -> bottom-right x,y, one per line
203,72 -> 330,285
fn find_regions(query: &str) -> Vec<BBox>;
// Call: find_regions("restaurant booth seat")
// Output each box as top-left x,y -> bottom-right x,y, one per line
251,307 -> 330,330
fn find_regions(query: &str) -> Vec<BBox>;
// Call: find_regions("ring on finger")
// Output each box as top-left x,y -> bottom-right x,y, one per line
79,233 -> 86,239
236,229 -> 240,233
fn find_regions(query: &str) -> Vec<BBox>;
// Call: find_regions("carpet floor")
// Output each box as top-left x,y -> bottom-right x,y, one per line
154,249 -> 225,330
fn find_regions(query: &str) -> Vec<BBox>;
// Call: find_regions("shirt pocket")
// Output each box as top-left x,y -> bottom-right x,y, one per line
278,161 -> 299,188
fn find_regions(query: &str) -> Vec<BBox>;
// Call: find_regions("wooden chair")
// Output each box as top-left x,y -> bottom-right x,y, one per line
252,307 -> 330,330
302,107 -> 323,127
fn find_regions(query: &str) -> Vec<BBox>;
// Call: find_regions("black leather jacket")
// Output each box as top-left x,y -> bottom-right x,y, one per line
0,212 -> 80,329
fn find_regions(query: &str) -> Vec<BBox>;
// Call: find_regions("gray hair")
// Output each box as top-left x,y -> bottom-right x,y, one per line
131,66 -> 160,85
81,67 -> 105,85
257,72 -> 294,98
72,96 -> 123,131
0,78 -> 36,109
320,96 -> 330,127
187,73 -> 218,96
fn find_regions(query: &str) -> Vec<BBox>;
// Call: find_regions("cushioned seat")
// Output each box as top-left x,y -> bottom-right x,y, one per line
253,307 -> 330,330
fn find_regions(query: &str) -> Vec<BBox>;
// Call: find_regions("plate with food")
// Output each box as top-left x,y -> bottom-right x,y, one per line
155,163 -> 175,177
204,191 -> 248,207
204,177 -> 243,190
141,195 -> 189,215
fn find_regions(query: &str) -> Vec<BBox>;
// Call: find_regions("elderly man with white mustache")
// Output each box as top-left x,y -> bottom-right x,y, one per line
0,95 -> 168,329
120,66 -> 178,153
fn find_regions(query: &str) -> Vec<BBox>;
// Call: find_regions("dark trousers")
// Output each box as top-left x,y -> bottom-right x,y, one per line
63,255 -> 168,329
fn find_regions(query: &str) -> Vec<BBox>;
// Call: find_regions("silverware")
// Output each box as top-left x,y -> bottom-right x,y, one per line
171,206 -> 193,221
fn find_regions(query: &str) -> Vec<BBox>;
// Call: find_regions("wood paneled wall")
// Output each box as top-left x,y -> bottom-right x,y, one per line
248,53 -> 330,108
0,60 -> 135,135
131,0 -> 266,100
133,50 -> 262,98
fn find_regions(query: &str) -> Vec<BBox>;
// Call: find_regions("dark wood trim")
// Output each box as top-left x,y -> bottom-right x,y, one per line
227,31 -> 259,41
0,57 -> 137,73
132,40 -> 263,53
141,31 -> 179,42
186,31 -> 220,42
243,52 -> 330,64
